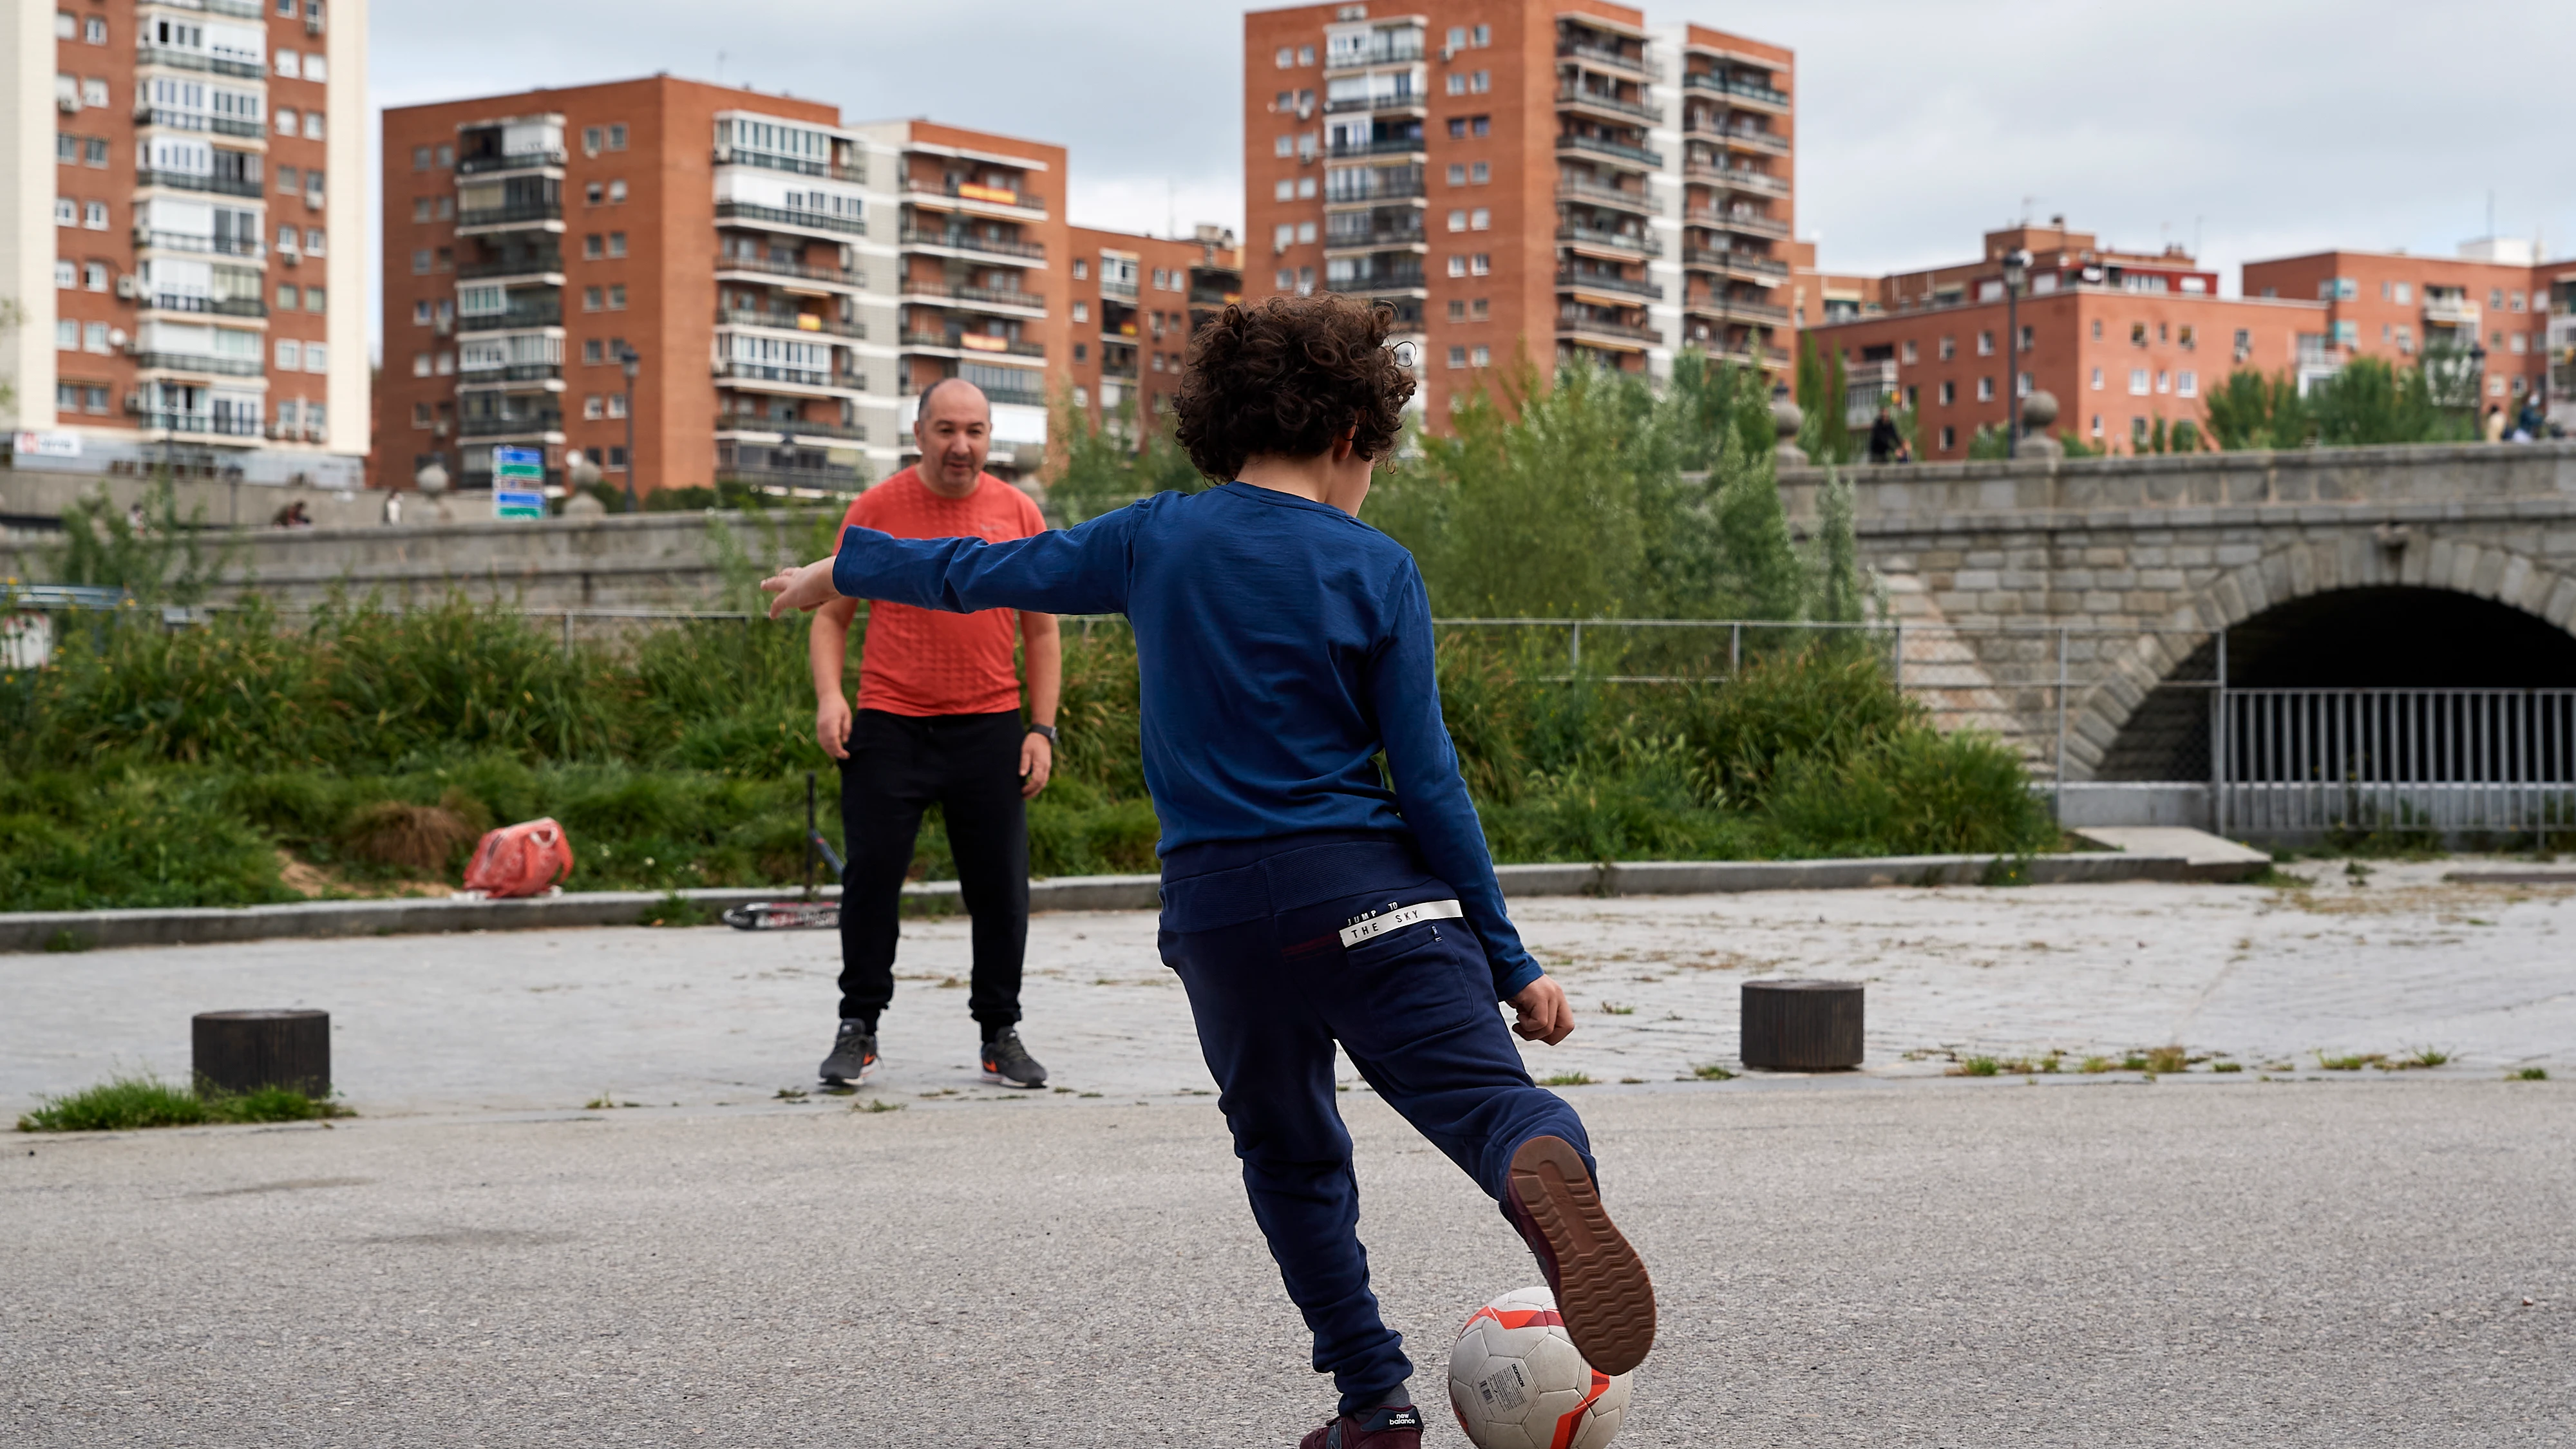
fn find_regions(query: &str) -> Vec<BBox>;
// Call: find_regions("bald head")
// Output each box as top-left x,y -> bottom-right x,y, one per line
915,378 -> 992,497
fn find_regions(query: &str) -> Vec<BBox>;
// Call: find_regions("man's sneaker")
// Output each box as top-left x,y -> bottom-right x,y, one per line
980,1028 -> 1047,1088
1296,1405 -> 1422,1449
1502,1135 -> 1656,1376
819,1021 -> 879,1086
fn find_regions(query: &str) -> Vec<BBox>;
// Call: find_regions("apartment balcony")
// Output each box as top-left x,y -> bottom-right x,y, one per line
901,180 -> 1046,222
1557,312 -> 1660,350
457,363 -> 566,388
1324,226 -> 1428,256
1324,33 -> 1425,71
714,200 -> 865,239
135,168 -> 264,198
1684,160 -> 1790,198
1336,265 -> 1428,297
1327,90 -> 1428,116
1555,176 -> 1656,216
1557,39 -> 1662,82
713,254 -> 864,292
1554,134 -> 1662,171
713,147 -> 867,184
897,225 -> 1045,264
1324,177 -> 1428,210
1700,126 -> 1791,157
1701,342 -> 1793,370
1685,294 -> 1792,325
459,305 -> 564,334
1682,246 -> 1790,281
716,359 -> 862,395
721,308 -> 866,341
135,46 -> 264,79
899,280 -> 1047,318
138,293 -> 268,319
1328,137 -> 1430,161
133,108 -> 263,139
715,418 -> 869,442
457,149 -> 567,178
1686,210 -> 1790,241
898,330 -> 1045,359
458,411 -> 565,439
133,351 -> 265,377
459,256 -> 565,284
133,229 -> 265,261
1681,72 -> 1792,111
1557,223 -> 1662,260
1555,269 -> 1663,303
717,461 -> 866,493
138,410 -> 263,438
457,200 -> 566,234
2423,296 -> 2481,327
1556,86 -> 1664,127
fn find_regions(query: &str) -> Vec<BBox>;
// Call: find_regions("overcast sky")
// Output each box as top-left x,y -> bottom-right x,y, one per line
367,0 -> 2576,357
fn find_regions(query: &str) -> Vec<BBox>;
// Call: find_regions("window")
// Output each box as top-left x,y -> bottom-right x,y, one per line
305,287 -> 325,313
53,10 -> 71,38
1298,45 -> 1314,65
1471,298 -> 1488,319
281,165 -> 302,195
2489,288 -> 2505,309
84,321 -> 109,353
1275,178 -> 1294,201
585,181 -> 604,205
2016,325 -> 2032,352
1446,299 -> 1466,321
1446,73 -> 1464,96
1937,335 -> 1955,361
1447,209 -> 1467,232
413,144 -> 431,171
81,78 -> 106,108
53,319 -> 75,350
1472,345 -> 1490,367
1900,339 -> 1917,365
304,343 -> 328,373
606,446 -> 627,469
1976,330 -> 1993,356
412,196 -> 430,222
2233,328 -> 2251,355
2128,368 -> 2149,395
603,124 -> 625,151
1976,376 -> 1994,402
2090,319 -> 2103,340
2511,332 -> 2528,355
584,233 -> 603,259
54,197 -> 75,227
276,283 -> 299,309
1472,115 -> 1490,137
275,339 -> 301,370
2177,370 -> 2198,398
1298,176 -> 1316,199
1274,46 -> 1293,68
1274,267 -> 1294,289
1073,260 -> 1088,280
1938,426 -> 1955,451
1470,253 -> 1490,276
1447,256 -> 1466,278
1447,118 -> 1466,140
583,339 -> 603,364
1446,345 -> 1467,369
84,261 -> 106,290
608,283 -> 626,309
1072,301 -> 1089,323
412,401 -> 432,428
412,299 -> 430,325
85,15 -> 103,43
2130,321 -> 2148,346
1274,135 -> 1295,158
305,228 -> 323,254
2320,276 -> 2356,300
2512,290 -> 2526,314
584,395 -> 605,421
1296,265 -> 1314,294
1295,221 -> 1316,244
83,200 -> 108,229
583,285 -> 602,311
435,350 -> 453,375
1470,161 -> 1488,184
412,248 -> 431,274
53,259 -> 75,289
1447,164 -> 1466,185
1470,208 -> 1490,231
437,144 -> 453,167
2090,366 -> 2103,391
1471,70 -> 1490,93
605,393 -> 627,419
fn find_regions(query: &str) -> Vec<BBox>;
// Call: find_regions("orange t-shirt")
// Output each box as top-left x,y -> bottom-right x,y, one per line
842,467 -> 1048,717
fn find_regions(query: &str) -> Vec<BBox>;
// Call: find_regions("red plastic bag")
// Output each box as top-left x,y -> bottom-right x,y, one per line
463,818 -> 575,898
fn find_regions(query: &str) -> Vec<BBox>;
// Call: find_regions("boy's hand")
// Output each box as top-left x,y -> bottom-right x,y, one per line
816,695 -> 853,760
1509,976 -> 1575,1045
762,557 -> 841,619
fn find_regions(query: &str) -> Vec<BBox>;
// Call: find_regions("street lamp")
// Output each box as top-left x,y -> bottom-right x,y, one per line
619,345 -> 641,513
2002,248 -> 2031,459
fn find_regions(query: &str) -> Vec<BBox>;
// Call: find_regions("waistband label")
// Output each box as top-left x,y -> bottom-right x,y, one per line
1338,898 -> 1464,947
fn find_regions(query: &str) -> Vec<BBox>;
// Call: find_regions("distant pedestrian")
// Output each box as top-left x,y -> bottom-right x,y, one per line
1867,403 -> 1902,464
806,378 -> 1059,1092
2484,404 -> 2506,444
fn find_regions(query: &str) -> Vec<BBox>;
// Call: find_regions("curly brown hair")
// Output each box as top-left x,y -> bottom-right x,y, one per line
1170,294 -> 1417,481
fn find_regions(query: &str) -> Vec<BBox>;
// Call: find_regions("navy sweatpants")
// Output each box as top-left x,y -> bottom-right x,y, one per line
1157,831 -> 1594,1414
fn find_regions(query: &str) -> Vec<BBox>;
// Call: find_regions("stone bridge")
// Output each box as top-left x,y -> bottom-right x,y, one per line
1777,442 -> 2576,787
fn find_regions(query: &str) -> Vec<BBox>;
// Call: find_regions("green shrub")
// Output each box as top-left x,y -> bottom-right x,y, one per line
15,1074 -> 345,1132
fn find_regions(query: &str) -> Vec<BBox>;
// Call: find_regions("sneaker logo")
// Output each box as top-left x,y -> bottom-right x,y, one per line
1338,899 -> 1464,948
1377,1406 -> 1424,1428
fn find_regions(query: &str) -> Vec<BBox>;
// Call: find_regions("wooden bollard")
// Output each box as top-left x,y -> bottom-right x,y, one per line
193,1009 -> 331,1097
1739,979 -> 1863,1070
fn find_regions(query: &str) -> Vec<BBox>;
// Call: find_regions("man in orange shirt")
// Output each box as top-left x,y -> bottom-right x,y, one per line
808,379 -> 1059,1089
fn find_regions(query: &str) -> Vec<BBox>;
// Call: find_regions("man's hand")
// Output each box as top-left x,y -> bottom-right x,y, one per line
1019,731 -> 1053,799
762,556 -> 841,619
1508,975 -> 1575,1045
816,694 -> 853,761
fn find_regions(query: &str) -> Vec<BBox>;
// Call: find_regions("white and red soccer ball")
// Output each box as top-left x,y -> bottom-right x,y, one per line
1446,1287 -> 1632,1449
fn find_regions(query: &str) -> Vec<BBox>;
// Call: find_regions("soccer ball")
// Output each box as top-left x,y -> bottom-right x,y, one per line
1446,1286 -> 1631,1449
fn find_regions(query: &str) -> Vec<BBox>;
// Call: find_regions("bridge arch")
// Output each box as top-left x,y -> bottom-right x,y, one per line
2070,535 -> 2576,780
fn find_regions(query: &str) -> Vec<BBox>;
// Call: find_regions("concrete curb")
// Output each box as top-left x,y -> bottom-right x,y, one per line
0,851 -> 2249,954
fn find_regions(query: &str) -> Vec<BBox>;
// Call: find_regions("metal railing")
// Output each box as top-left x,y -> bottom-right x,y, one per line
1686,210 -> 1791,240
134,108 -> 263,138
903,281 -> 1048,312
1328,137 -> 1429,160
458,149 -> 567,175
2220,689 -> 2576,839
1557,314 -> 1660,343
1555,134 -> 1663,167
1557,223 -> 1663,257
135,47 -> 265,78
1327,35 -> 1425,70
1685,162 -> 1790,196
459,307 -> 564,332
715,360 -> 843,388
140,293 -> 267,317
897,226 -> 1043,260
459,201 -> 565,229
136,168 -> 263,197
1555,269 -> 1662,299
904,181 -> 1043,214
723,309 -> 866,340
714,254 -> 862,288
1685,294 -> 1792,324
1555,176 -> 1654,212
1557,39 -> 1662,80
1557,86 -> 1664,124
457,412 -> 564,437
1681,247 -> 1790,279
714,200 -> 864,236
713,149 -> 866,184
133,229 -> 263,258
1681,72 -> 1790,107
1701,126 -> 1792,156
460,255 -> 564,280
715,419 -> 867,440
457,362 -> 564,384
1326,91 -> 1425,114
133,352 -> 264,376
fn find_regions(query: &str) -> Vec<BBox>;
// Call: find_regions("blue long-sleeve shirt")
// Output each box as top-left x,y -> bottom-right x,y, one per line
831,482 -> 1542,998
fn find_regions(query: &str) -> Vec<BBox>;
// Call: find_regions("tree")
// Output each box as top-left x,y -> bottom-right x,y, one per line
1792,332 -> 1855,464
1045,385 -> 1206,523
44,478 -> 226,607
2202,368 -> 2312,450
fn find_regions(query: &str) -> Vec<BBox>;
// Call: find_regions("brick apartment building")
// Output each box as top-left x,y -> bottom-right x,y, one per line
2241,240 -> 2562,413
1803,221 -> 2328,457
1,0 -> 368,488
1061,223 -> 1242,437
1242,1 -> 1796,425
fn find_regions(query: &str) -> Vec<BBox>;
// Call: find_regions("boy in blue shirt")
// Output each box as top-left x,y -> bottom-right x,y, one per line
766,295 -> 1654,1448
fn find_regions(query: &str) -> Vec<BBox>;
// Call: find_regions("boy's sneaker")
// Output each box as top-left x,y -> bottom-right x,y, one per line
818,1021 -> 879,1086
980,1028 -> 1048,1088
1503,1135 -> 1657,1376
1296,1405 -> 1422,1449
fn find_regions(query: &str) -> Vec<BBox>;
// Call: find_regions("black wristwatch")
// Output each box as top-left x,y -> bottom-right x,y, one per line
1027,723 -> 1058,744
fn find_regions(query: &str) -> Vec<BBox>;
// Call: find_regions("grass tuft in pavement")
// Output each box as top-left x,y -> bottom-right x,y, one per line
16,1074 -> 348,1133
1689,1063 -> 1737,1081
1540,1072 -> 1594,1087
2512,1067 -> 2549,1081
853,1098 -> 905,1113
1953,1056 -> 2001,1077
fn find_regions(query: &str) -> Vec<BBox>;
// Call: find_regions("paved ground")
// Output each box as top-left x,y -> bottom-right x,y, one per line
5,858 -> 2567,1119
4,1081 -> 2569,1447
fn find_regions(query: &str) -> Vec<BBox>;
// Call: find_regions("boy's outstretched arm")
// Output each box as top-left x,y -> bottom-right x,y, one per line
764,504 -> 1145,620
